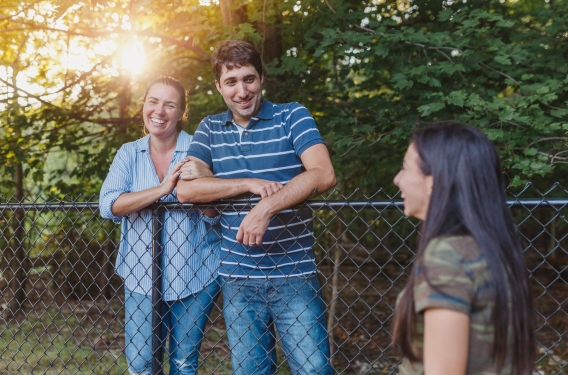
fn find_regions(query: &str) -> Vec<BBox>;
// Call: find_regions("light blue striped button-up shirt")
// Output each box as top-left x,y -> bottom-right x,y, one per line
99,131 -> 220,301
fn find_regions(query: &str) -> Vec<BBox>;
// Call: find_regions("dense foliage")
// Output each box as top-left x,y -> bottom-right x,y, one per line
0,0 -> 566,198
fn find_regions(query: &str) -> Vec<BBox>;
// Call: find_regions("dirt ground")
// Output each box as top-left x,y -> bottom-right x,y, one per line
0,252 -> 566,375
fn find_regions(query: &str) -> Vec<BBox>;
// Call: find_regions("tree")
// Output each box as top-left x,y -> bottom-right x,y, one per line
269,0 -> 568,191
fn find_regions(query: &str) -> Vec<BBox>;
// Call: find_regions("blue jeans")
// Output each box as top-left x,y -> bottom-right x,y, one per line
221,275 -> 333,375
124,279 -> 220,375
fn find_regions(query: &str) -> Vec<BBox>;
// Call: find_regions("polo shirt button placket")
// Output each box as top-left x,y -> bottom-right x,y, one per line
240,124 -> 252,152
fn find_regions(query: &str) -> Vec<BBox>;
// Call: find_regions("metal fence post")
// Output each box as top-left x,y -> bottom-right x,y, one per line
151,203 -> 164,375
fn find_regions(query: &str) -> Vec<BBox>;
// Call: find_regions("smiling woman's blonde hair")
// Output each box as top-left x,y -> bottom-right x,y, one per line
142,76 -> 187,134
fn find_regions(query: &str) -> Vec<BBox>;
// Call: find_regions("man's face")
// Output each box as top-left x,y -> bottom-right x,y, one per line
215,64 -> 264,127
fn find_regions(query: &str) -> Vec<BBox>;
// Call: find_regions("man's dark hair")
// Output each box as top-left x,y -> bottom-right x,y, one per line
211,40 -> 264,81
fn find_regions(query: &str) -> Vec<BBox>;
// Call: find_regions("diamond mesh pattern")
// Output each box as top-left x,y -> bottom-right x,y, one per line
0,184 -> 565,374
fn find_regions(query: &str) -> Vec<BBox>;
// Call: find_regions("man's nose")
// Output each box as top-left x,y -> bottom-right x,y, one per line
236,82 -> 247,97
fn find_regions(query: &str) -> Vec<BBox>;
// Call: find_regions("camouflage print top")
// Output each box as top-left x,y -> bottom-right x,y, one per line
398,235 -> 513,375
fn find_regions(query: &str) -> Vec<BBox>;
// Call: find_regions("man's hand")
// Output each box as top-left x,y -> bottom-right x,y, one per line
235,180 -> 283,245
247,179 -> 284,198
236,203 -> 271,247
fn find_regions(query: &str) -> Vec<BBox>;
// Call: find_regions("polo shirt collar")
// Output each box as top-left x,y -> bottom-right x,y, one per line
221,98 -> 274,126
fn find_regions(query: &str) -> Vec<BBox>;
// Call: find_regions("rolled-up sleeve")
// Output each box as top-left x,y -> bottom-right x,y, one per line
200,211 -> 221,225
100,145 -> 132,223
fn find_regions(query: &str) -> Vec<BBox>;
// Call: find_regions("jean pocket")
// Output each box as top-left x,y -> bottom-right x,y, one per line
204,222 -> 222,248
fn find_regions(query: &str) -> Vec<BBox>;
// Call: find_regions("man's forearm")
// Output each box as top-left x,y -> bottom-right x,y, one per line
234,165 -> 336,246
176,177 -> 252,203
177,176 -> 284,203
256,166 -> 336,216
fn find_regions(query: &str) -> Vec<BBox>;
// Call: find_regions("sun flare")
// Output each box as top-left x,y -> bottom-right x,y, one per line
120,42 -> 145,76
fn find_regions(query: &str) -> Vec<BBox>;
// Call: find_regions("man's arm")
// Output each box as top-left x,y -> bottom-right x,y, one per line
176,157 -> 284,203
236,143 -> 336,246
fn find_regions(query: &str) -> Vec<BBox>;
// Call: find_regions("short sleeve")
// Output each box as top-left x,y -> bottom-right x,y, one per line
187,118 -> 213,168
99,145 -> 132,223
413,237 -> 475,315
287,103 -> 325,157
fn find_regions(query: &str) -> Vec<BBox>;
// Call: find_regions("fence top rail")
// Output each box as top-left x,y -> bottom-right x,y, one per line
0,198 -> 566,212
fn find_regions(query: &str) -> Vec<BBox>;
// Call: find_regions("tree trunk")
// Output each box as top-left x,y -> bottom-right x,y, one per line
7,162 -> 27,318
258,18 -> 282,66
255,0 -> 285,101
326,218 -> 346,367
219,0 -> 246,27
98,225 -> 117,301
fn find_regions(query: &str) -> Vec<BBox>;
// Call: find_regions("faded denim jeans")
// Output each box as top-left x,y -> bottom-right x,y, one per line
221,274 -> 333,375
124,279 -> 220,375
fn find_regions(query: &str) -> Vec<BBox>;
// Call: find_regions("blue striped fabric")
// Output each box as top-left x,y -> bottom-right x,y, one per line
99,131 -> 220,301
187,99 -> 325,278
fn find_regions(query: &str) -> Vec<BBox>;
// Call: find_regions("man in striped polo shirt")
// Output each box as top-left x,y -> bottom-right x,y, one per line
177,40 -> 336,375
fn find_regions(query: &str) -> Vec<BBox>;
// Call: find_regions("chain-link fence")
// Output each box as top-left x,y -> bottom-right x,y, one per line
0,184 -> 566,374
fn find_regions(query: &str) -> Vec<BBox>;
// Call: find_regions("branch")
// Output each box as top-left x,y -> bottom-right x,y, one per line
526,137 -> 568,148
478,62 -> 518,83
265,77 -> 355,116
323,0 -> 336,14
349,23 -> 518,85
0,1 -> 42,22
0,76 -> 62,109
0,25 -> 211,62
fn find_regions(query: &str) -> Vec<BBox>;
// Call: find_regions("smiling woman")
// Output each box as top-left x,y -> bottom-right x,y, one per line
99,75 -> 221,375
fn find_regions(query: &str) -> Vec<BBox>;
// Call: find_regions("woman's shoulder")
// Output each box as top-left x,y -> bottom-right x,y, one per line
118,135 -> 151,153
425,235 -> 483,261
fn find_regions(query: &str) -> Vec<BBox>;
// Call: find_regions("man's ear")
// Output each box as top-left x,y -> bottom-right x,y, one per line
215,80 -> 221,93
260,73 -> 264,84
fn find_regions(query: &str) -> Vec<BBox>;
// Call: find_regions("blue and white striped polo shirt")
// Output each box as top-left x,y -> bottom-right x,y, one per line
188,99 -> 325,278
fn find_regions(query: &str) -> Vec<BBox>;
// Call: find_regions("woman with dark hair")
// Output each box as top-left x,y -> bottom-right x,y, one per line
100,76 -> 220,374
392,122 -> 535,375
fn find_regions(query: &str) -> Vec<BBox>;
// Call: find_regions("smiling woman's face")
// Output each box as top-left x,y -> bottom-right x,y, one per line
393,143 -> 433,221
142,83 -> 183,139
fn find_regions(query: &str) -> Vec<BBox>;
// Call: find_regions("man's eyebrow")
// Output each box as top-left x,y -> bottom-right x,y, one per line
223,74 -> 256,82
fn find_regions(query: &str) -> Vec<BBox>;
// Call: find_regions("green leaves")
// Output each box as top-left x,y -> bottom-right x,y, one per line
1,0 -> 567,196
291,0 -> 568,189
418,102 -> 445,117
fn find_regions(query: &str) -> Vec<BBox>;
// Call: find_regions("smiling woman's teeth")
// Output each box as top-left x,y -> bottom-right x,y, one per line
151,118 -> 166,124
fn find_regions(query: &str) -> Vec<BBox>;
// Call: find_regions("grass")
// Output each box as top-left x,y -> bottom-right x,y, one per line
0,310 -> 127,374
0,307 -> 235,374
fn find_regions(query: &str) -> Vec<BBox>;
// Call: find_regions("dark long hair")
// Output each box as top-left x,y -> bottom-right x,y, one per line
392,123 -> 535,374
